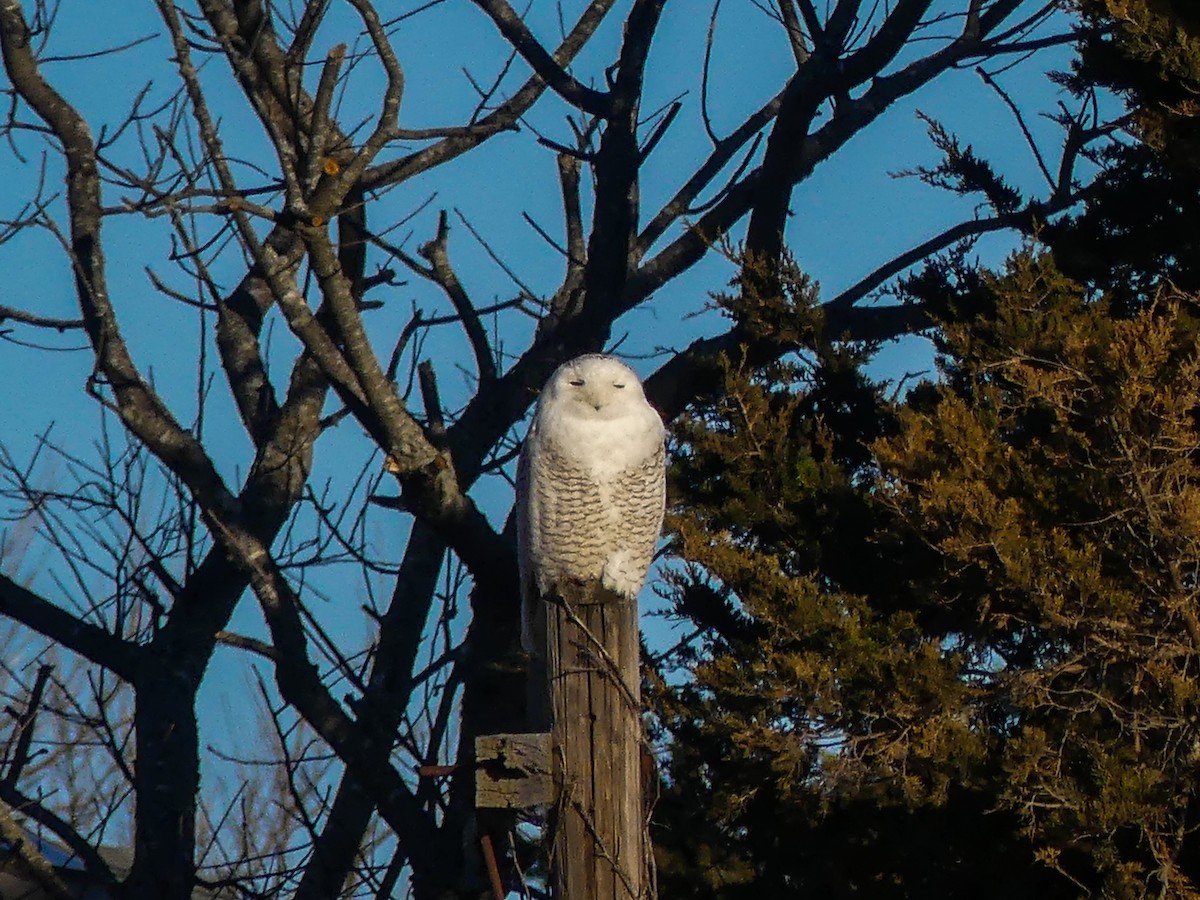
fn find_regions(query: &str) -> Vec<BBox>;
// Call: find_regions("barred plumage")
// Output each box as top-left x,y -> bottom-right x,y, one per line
516,354 -> 667,654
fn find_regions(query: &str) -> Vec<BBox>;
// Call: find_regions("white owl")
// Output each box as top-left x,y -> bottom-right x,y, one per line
515,354 -> 667,654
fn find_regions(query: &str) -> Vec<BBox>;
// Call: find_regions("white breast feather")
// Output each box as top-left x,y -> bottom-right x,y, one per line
515,354 -> 666,654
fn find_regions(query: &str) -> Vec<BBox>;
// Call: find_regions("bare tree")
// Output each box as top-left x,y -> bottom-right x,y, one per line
0,1 -> 1116,897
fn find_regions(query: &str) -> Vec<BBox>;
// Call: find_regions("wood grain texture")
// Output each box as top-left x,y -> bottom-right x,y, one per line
543,581 -> 651,900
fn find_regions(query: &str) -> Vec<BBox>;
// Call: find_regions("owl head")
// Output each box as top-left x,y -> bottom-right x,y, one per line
540,354 -> 649,421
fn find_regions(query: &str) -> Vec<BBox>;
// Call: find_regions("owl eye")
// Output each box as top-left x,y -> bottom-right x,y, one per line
569,379 -> 585,386
613,383 -> 626,389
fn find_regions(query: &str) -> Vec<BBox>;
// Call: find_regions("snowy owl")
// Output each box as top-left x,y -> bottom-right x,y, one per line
516,354 -> 666,654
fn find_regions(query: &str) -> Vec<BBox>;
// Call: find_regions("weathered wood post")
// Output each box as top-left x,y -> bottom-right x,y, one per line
473,580 -> 652,900
541,580 -> 649,900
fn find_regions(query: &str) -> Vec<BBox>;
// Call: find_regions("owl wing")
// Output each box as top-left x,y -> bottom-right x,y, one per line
515,432 -> 541,653
601,440 -> 667,596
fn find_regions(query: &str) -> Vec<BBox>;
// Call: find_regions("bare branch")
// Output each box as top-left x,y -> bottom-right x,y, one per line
364,0 -> 620,189
0,797 -> 74,900
468,0 -> 612,116
0,305 -> 83,331
977,65 -> 1055,191
0,574 -> 138,680
2,663 -> 52,788
418,211 -> 498,383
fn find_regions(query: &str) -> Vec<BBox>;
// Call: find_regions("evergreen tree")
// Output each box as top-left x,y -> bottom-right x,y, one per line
652,253 -> 1200,898
650,6 -> 1200,896
1048,0 -> 1200,305
1074,0 -> 1200,165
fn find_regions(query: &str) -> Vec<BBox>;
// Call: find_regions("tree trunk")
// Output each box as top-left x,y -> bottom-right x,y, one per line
127,665 -> 199,900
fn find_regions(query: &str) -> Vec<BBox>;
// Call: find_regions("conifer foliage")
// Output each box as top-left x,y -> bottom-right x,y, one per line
1050,0 -> 1200,303
652,255 -> 1200,898
651,7 -> 1200,894
1074,0 -> 1200,163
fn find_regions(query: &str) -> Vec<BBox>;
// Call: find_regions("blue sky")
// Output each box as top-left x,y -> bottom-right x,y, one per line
1,1 -> 1078,464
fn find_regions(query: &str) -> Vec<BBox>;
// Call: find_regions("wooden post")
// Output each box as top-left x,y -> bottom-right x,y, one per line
539,581 -> 650,900
475,732 -> 555,810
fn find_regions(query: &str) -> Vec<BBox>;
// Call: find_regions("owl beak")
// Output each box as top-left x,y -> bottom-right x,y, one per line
581,387 -> 603,411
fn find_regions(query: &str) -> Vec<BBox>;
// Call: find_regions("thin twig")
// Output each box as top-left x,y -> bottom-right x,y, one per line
976,66 -> 1054,191
2,664 -> 53,787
